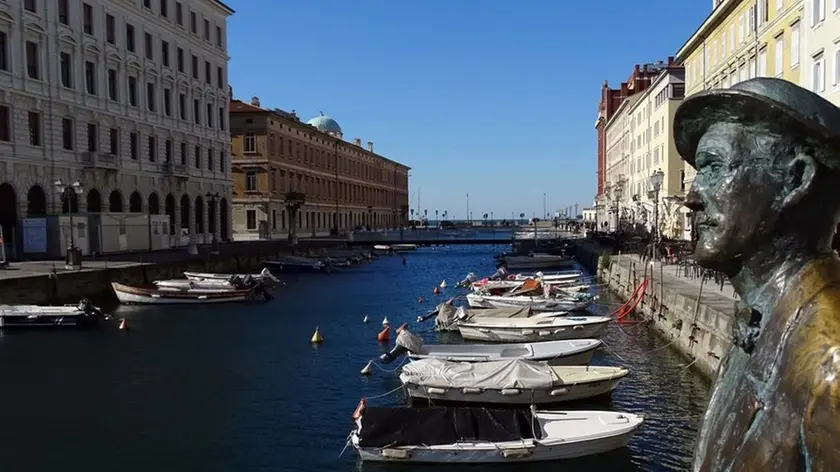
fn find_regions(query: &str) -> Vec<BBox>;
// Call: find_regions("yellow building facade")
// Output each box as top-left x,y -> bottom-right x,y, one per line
676,0 -> 805,188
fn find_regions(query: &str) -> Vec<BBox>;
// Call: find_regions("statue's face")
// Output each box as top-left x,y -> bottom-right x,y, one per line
685,122 -> 782,270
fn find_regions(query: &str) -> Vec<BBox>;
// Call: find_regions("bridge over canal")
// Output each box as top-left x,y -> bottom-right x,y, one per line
342,227 -> 565,246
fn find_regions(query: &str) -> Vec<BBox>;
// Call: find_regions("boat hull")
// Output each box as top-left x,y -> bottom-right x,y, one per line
111,283 -> 252,305
466,294 -> 590,312
409,340 -> 601,366
354,429 -> 637,463
458,319 -> 609,343
263,261 -> 329,274
401,375 -> 624,405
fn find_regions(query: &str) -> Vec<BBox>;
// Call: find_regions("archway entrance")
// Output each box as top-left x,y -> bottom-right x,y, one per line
26,185 -> 47,216
129,191 -> 143,213
108,190 -> 123,212
61,193 -> 79,213
165,194 -> 175,235
194,196 -> 204,235
148,193 -> 160,214
180,194 -> 191,237
87,189 -> 102,212
220,197 -> 228,241
0,183 -> 17,257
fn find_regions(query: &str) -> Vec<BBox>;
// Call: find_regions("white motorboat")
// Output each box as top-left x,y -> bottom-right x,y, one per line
511,270 -> 584,282
432,304 -> 568,332
372,245 -> 392,254
349,403 -> 644,463
458,315 -> 611,342
501,255 -> 575,270
466,293 -> 592,312
111,282 -> 271,305
0,299 -> 108,328
409,339 -> 602,366
183,267 -> 279,284
154,278 -> 239,290
399,358 -> 629,405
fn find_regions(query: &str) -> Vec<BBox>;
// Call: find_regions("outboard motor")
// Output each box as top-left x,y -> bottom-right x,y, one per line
78,298 -> 109,320
456,272 -> 477,288
379,328 -> 424,363
248,280 -> 274,301
379,344 -> 409,364
488,267 -> 508,281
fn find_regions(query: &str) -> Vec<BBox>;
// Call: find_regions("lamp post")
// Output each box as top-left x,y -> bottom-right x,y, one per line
649,169 -> 665,259
466,193 -> 470,226
435,209 -> 439,228
367,205 -> 372,231
542,193 -> 546,223
284,191 -> 305,245
613,185 -> 624,233
55,178 -> 84,269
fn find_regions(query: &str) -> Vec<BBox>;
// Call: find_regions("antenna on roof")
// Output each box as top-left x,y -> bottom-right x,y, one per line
319,111 -> 324,116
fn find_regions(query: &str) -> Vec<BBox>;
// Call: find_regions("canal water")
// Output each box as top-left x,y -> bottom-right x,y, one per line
0,245 -> 710,472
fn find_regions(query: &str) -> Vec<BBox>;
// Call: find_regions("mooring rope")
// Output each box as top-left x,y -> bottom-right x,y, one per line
369,357 -> 409,373
364,384 -> 405,400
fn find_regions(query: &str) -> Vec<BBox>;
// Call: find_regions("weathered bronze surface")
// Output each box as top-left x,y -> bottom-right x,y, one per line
674,78 -> 840,471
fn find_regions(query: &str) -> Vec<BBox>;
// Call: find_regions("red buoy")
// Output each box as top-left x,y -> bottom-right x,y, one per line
433,286 -> 440,295
377,326 -> 390,342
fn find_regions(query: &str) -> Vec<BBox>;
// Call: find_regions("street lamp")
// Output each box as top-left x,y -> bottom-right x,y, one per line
55,178 -> 84,269
613,184 -> 624,233
284,191 -> 306,245
649,168 -> 665,259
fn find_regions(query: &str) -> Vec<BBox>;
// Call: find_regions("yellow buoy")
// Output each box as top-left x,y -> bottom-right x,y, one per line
361,361 -> 373,375
310,326 -> 324,343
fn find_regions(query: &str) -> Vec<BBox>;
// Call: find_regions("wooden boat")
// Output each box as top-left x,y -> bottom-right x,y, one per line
511,270 -> 584,282
349,403 -> 644,463
111,282 -> 269,305
399,358 -> 629,405
183,267 -> 279,283
458,315 -> 611,342
0,299 -> 109,328
406,339 -> 601,366
263,256 -> 329,274
155,278 -> 239,290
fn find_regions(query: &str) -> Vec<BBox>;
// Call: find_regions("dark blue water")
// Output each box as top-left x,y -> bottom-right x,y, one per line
0,246 -> 709,472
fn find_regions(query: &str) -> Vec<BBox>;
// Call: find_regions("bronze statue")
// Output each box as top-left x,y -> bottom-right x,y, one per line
674,77 -> 840,471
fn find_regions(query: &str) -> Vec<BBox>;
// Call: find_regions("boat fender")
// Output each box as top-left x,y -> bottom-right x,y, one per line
426,387 -> 447,395
549,388 -> 568,396
521,329 -> 535,335
500,388 -> 521,396
552,329 -> 566,334
500,448 -> 533,458
573,325 -> 584,330
360,361 -> 373,375
538,330 -> 551,336
461,387 -> 482,394
352,398 -> 366,420
478,328 -> 490,333
381,448 -> 411,459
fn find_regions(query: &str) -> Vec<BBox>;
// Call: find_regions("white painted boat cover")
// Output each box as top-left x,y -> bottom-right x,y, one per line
401,358 -> 555,389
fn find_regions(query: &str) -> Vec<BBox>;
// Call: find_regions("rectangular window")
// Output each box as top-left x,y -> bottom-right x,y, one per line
758,48 -> 767,76
194,145 -> 201,167
207,147 -> 213,170
812,55 -> 825,92
217,66 -> 223,88
145,33 -> 153,60
130,132 -> 138,159
191,55 -> 198,79
163,88 -> 172,116
160,0 -> 168,17
177,47 -> 184,72
729,23 -> 735,52
28,112 -> 41,146
193,99 -> 200,124
107,68 -> 118,100
775,36 -> 784,76
62,118 -> 74,150
244,133 -> 256,153
165,139 -> 173,162
86,123 -> 97,152
246,171 -> 257,191
106,14 -> 115,44
175,2 -> 183,25
25,41 -> 39,79
83,3 -> 93,35
109,128 -> 119,155
811,0 -> 825,26
219,150 -> 225,173
60,52 -> 72,88
835,46 -> 840,86
0,32 -> 7,72
190,11 -> 197,34
203,19 -> 210,41
179,93 -> 186,119
143,0 -> 151,8
739,15 -> 745,43
206,103 -> 213,127
216,26 -> 223,47
128,76 -> 138,106
161,41 -> 170,67
148,136 -> 156,162
777,0 -> 784,12
791,23 -> 800,66
204,61 -> 211,83
126,24 -> 135,53
85,61 -> 96,95
146,82 -> 156,111
218,107 -> 225,130
0,106 -> 8,142
246,210 -> 256,230
58,0 -> 69,24
179,142 -> 187,164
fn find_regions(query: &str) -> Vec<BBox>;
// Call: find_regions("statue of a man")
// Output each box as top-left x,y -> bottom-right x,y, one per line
674,77 -> 840,471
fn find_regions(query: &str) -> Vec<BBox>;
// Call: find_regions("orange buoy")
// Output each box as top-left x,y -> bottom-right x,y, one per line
377,326 -> 390,342
433,286 -> 440,295
118,318 -> 129,331
352,398 -> 367,420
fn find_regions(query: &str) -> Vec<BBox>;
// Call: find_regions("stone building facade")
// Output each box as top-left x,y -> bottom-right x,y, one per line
229,97 -> 410,240
0,0 -> 233,258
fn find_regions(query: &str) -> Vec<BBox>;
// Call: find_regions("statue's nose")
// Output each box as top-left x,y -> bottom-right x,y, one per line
685,187 -> 704,212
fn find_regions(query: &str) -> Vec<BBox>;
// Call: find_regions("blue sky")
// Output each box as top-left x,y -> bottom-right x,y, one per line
225,0 -> 709,219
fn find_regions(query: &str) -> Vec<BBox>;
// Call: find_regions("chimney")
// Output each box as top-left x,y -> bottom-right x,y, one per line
367,141 -> 374,152
229,85 -> 234,100
354,138 -> 362,146
667,56 -> 675,65
250,96 -> 260,107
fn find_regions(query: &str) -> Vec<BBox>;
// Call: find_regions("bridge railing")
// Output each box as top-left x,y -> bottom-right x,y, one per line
348,228 -> 516,242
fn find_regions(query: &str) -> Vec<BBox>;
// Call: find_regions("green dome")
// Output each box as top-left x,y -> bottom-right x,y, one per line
307,113 -> 342,135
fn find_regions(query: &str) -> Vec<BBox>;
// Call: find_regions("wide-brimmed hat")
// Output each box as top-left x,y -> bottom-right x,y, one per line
674,77 -> 840,169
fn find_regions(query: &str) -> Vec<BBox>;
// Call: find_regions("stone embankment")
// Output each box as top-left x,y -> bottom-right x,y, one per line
573,238 -> 735,380
0,239 -> 345,305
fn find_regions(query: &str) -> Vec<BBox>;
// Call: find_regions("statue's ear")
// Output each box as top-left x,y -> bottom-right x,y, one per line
781,154 -> 817,208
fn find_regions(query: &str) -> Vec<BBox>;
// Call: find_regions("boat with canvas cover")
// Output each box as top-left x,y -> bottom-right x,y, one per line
500,254 -> 575,270
511,270 -> 584,282
0,298 -> 109,328
183,268 -> 280,284
263,256 -> 330,274
430,302 -> 568,332
348,402 -> 644,463
399,358 -> 628,405
466,293 -> 592,312
458,315 -> 611,342
378,327 -> 601,366
391,243 -> 418,252
111,281 -> 272,305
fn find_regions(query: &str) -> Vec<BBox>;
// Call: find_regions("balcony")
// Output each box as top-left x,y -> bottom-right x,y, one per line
162,161 -> 190,179
81,152 -> 120,171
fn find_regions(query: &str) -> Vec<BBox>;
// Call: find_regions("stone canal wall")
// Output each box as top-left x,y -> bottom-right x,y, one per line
573,239 -> 736,380
0,239 -> 346,305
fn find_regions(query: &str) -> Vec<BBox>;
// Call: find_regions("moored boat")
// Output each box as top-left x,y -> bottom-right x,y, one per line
183,267 -> 280,284
466,293 -> 592,312
391,244 -> 418,252
457,315 -> 611,342
500,255 -> 575,270
0,299 -> 109,328
399,358 -> 629,405
348,403 -> 644,463
111,282 -> 271,305
263,256 -> 330,274
431,303 -> 568,332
